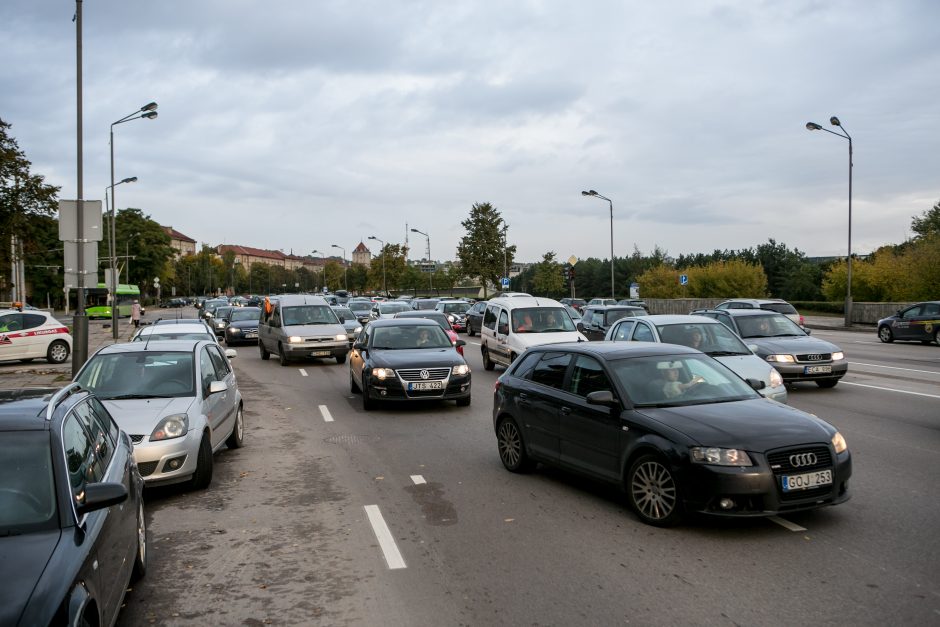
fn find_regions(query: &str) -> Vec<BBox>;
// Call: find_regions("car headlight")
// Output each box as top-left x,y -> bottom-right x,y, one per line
690,447 -> 753,466
354,326 -> 362,334
765,354 -> 795,363
150,413 -> 189,441
335,333 -> 348,341
452,364 -> 470,376
288,336 -> 303,343
216,321 -> 225,328
229,327 -> 241,334
832,431 -> 847,454
831,351 -> 844,361
769,369 -> 784,388
372,367 -> 395,380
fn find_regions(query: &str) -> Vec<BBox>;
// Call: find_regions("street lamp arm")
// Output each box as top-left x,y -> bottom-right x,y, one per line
806,123 -> 849,141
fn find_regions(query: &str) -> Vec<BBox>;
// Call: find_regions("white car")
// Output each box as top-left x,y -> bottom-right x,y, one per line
0,309 -> 72,364
132,322 -> 219,344
74,339 -> 243,488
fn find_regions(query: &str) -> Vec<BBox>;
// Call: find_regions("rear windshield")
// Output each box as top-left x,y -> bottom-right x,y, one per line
760,303 -> 798,315
379,303 -> 411,314
0,431 -> 58,534
414,300 -> 439,310
282,305 -> 339,326
607,309 -> 642,324
230,308 -> 261,322
133,330 -> 213,342
442,303 -> 470,314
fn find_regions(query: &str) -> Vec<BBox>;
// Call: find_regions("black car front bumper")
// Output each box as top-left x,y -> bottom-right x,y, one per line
366,373 -> 471,402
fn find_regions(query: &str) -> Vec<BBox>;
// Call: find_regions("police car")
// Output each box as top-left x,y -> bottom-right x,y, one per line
877,301 -> 940,345
0,307 -> 72,364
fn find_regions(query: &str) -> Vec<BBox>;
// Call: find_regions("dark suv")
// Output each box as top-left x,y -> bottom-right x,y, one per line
577,305 -> 647,341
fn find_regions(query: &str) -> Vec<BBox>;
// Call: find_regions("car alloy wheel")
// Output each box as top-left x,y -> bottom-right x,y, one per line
482,347 -> 495,371
47,340 -> 70,364
496,417 -> 533,472
878,326 -> 894,343
132,498 -> 147,581
226,405 -> 245,449
628,454 -> 681,526
260,342 -> 270,360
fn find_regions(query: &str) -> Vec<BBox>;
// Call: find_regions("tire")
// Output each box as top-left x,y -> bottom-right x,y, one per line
496,417 -> 535,472
482,347 -> 495,371
361,378 -> 376,411
468,324 -> 475,337
278,343 -> 290,367
350,370 -> 360,393
47,340 -> 70,364
189,434 -> 213,490
626,453 -> 682,527
131,498 -> 147,581
936,329 -> 940,346
260,341 -> 270,360
225,405 -> 245,449
336,353 -> 347,364
456,395 -> 471,407
815,379 -> 839,388
509,352 -> 517,364
878,326 -> 894,343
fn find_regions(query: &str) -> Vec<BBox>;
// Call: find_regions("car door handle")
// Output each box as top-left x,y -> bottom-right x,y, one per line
560,407 -> 572,415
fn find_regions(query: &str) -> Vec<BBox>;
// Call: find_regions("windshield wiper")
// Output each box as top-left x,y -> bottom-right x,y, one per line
105,393 -> 175,400
707,351 -> 749,357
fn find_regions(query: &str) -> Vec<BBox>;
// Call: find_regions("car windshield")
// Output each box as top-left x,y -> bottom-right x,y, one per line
333,307 -> 355,322
414,300 -> 439,310
379,303 -> 410,314
371,325 -> 453,350
76,351 -> 196,399
133,330 -> 213,342
655,323 -> 751,356
215,307 -> 234,320
610,355 -> 758,408
230,308 -> 261,322
282,305 -> 338,326
736,314 -> 805,338
348,301 -> 372,311
0,431 -> 57,535
511,308 -> 576,333
442,303 -> 470,314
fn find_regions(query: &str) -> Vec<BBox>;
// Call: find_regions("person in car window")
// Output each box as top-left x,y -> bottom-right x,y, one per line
687,328 -> 704,349
516,313 -> 534,332
661,363 -> 704,398
416,328 -> 432,347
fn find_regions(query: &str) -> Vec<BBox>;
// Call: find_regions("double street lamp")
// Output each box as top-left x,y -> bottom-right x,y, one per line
110,101 -> 157,339
367,236 -> 386,296
410,228 -> 432,291
581,189 -> 615,299
104,176 -> 136,336
806,116 -> 853,327
331,244 -> 347,291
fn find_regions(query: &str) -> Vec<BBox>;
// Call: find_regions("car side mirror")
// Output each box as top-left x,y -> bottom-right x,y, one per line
577,322 -> 584,331
804,328 -> 812,335
354,341 -> 367,350
76,481 -> 128,516
209,380 -> 228,395
225,348 -> 237,359
456,339 -> 466,348
586,390 -> 619,407
746,378 -> 767,391
747,344 -> 760,354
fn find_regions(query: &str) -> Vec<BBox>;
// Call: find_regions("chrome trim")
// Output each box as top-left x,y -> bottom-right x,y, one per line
46,382 -> 82,421
789,452 -> 818,467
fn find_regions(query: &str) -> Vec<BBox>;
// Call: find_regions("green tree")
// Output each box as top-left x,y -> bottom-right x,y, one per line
911,200 -> 940,239
685,260 -> 767,298
636,264 -> 682,298
323,261 -> 344,292
115,208 -> 174,296
456,202 -> 515,298
347,264 -> 368,294
367,244 -> 409,295
532,252 -> 564,297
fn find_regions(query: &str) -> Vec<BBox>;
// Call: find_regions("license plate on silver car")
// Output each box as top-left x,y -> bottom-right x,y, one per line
408,381 -> 443,391
781,469 -> 832,492
311,350 -> 331,357
804,365 -> 832,374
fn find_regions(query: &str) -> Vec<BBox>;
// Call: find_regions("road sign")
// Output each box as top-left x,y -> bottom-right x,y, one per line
154,277 -> 160,284
63,241 -> 98,276
501,277 -> 510,287
567,255 -> 578,266
58,200 -> 103,242
679,274 -> 688,286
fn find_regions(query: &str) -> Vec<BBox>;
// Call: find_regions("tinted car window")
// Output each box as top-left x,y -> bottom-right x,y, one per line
372,325 -> 452,349
611,320 -> 636,341
72,401 -> 114,468
23,313 -> 46,329
511,351 -> 542,380
632,323 -> 654,342
529,352 -> 571,389
63,414 -> 102,503
200,348 -> 217,392
484,306 -> 499,330
760,303 -> 797,314
607,309 -> 639,324
282,305 -> 338,326
88,397 -> 121,446
0,431 -> 57,530
0,313 -> 23,331
511,308 -> 576,333
567,355 -> 613,397
208,345 -> 232,378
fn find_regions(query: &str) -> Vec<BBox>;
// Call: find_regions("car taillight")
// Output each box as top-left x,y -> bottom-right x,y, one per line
494,380 -> 501,394
800,315 -> 805,326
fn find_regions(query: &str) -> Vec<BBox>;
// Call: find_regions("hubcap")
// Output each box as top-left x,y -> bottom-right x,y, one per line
631,460 -> 677,520
50,343 -> 67,362
498,422 -> 521,467
236,408 -> 243,439
137,501 -> 146,563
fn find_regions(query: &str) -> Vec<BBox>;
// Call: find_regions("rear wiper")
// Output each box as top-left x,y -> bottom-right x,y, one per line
105,393 -> 174,400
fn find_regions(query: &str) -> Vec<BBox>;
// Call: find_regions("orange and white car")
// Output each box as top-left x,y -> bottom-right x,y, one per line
0,309 -> 72,364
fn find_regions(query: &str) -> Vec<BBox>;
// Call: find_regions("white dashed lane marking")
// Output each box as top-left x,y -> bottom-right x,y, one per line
364,505 -> 407,569
410,475 -> 426,485
841,381 -> 940,399
319,405 -> 334,422
848,361 -> 940,376
769,516 -> 807,532
299,369 -> 308,377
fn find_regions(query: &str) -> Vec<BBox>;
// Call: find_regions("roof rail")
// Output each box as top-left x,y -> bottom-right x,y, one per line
46,382 -> 83,421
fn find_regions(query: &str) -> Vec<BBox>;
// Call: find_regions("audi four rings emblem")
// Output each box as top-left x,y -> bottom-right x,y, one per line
420,369 -> 430,380
789,452 -> 818,467
806,354 -> 823,361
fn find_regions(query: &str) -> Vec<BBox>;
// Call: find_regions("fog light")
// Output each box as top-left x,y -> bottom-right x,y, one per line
380,390 -> 387,396
719,498 -> 735,510
165,455 -> 187,471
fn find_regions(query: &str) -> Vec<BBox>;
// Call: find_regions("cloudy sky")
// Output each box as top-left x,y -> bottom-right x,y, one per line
2,0 -> 938,264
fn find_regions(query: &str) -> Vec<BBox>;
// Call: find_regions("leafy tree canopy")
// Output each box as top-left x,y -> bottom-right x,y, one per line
457,202 -> 515,298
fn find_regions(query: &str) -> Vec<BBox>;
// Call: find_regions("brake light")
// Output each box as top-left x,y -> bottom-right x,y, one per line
494,380 -> 501,394
799,315 -> 805,326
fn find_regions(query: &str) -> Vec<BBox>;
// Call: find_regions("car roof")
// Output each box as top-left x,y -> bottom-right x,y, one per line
0,386 -> 89,431
584,305 -> 646,312
155,318 -> 207,325
94,339 -> 209,355
395,311 -> 447,319
137,323 -> 211,333
636,314 -> 722,325
713,309 -> 788,318
369,318 -> 440,328
488,295 -> 564,308
525,341 -> 700,360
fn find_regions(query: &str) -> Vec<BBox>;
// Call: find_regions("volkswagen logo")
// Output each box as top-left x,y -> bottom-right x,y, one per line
806,354 -> 824,361
420,369 -> 430,380
789,452 -> 818,467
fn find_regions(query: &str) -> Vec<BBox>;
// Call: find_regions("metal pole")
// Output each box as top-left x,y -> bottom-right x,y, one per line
846,136 -> 853,328
72,0 -> 88,376
503,225 -> 508,288
109,126 -> 119,339
427,235 -> 433,292
609,198 -> 615,299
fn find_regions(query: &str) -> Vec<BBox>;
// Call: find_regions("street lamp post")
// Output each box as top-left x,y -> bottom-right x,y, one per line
331,244 -> 347,291
110,101 -> 157,339
410,228 -> 432,292
367,236 -> 386,296
806,117 -> 853,327
104,176 -> 136,339
581,190 -> 615,299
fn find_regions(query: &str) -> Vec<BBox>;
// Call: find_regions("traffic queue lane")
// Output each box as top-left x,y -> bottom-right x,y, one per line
119,323 -> 939,626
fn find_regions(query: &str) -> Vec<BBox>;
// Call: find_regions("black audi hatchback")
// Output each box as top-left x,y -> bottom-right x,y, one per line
0,383 -> 146,626
493,342 -> 851,526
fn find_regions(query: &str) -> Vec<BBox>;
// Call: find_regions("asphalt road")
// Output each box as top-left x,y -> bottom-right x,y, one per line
117,319 -> 940,626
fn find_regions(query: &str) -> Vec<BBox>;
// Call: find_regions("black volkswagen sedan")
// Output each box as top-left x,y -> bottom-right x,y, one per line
224,306 -> 262,345
0,384 -> 146,626
492,342 -> 851,527
349,318 -> 471,410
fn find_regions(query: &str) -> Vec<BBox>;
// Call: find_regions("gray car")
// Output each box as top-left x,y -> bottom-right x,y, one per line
606,314 -> 787,402
692,309 -> 847,388
258,294 -> 349,366
332,306 -> 364,347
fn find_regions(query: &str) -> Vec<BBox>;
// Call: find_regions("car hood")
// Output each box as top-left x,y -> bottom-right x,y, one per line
0,530 -> 61,626
369,347 -> 465,368
341,321 -> 360,332
228,319 -> 258,330
747,335 -> 840,355
102,396 -> 196,435
636,398 -> 834,451
514,331 -> 588,348
712,354 -> 776,384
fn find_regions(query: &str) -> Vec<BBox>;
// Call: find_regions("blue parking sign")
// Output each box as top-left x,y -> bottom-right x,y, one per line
679,274 -> 688,286
501,277 -> 510,287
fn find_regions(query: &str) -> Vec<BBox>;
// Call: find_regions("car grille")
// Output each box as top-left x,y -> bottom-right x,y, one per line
767,445 -> 833,501
137,461 -> 159,477
795,353 -> 832,362
130,434 -> 145,444
302,337 -> 338,344
397,367 -> 451,381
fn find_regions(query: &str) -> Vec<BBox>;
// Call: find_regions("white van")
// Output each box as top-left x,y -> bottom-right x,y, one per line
258,294 -> 349,366
480,296 -> 587,370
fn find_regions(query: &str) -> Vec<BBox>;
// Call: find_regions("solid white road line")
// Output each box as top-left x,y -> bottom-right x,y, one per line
410,475 -> 426,485
841,381 -> 940,400
299,369 -> 308,377
364,505 -> 407,570
319,405 -> 334,422
769,516 -> 807,532
848,361 -> 940,376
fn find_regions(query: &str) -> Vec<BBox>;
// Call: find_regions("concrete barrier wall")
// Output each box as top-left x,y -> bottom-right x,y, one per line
849,302 -> 913,324
641,299 -> 916,324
